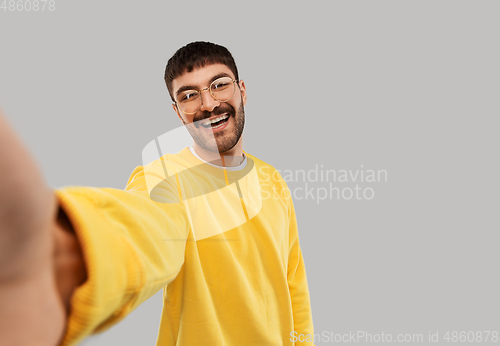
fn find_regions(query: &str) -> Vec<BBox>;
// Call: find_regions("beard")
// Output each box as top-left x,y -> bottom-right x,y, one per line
186,102 -> 245,154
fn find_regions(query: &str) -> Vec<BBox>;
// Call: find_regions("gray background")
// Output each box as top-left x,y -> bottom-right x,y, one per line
1,1 -> 499,345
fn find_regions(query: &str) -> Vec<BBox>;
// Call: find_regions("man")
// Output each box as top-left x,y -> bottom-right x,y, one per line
0,41 -> 314,345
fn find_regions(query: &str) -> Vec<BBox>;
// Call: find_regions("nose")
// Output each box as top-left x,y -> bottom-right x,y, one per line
199,88 -> 220,112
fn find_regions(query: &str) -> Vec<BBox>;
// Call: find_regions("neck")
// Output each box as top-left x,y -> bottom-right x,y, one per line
192,137 -> 244,167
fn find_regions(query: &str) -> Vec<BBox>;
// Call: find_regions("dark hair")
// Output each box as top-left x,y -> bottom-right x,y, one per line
164,41 -> 239,102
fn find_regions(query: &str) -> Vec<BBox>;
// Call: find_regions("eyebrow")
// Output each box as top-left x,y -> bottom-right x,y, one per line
175,72 -> 233,98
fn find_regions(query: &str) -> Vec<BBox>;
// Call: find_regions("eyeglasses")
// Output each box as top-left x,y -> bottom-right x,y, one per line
175,76 -> 238,115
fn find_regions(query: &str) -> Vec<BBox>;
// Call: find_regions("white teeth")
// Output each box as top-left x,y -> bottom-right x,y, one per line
203,114 -> 229,126
211,120 -> 227,129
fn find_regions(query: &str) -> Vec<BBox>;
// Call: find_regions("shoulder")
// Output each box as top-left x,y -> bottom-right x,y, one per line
245,151 -> 290,193
245,151 -> 276,172
125,151 -> 187,192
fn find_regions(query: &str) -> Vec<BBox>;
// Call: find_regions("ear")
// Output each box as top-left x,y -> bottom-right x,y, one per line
172,103 -> 186,125
238,80 -> 247,106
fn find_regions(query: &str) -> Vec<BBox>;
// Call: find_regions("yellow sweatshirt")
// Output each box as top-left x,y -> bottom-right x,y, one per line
55,148 -> 314,345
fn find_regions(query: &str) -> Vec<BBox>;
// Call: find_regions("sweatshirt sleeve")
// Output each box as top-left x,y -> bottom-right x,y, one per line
286,192 -> 315,345
55,165 -> 189,346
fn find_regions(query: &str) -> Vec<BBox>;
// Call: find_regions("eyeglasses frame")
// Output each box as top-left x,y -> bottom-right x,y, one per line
174,77 -> 239,115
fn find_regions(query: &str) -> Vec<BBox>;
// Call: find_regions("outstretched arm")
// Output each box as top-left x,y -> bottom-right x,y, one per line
0,108 -> 190,345
0,104 -> 315,345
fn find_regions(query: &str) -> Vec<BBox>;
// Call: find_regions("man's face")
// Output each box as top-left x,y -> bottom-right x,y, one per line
171,63 -> 247,154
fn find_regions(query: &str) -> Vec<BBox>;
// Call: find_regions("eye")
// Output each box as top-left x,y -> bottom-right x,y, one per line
180,91 -> 198,102
212,81 -> 230,91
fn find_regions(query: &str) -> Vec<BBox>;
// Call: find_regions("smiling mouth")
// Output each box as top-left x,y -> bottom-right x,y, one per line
200,114 -> 230,129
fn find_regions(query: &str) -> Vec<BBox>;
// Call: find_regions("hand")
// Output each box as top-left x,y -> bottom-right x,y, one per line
0,108 -> 83,345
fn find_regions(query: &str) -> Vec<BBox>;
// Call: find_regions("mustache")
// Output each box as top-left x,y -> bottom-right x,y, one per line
192,104 -> 236,127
